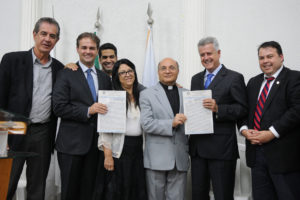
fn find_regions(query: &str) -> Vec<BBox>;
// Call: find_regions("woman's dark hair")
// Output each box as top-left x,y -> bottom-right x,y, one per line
112,58 -> 140,111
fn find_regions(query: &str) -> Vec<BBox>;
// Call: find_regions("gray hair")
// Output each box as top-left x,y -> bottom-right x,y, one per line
197,36 -> 219,51
33,17 -> 60,40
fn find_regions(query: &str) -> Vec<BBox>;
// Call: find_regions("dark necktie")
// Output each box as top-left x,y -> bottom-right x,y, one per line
253,77 -> 275,130
204,73 -> 214,89
86,69 -> 97,102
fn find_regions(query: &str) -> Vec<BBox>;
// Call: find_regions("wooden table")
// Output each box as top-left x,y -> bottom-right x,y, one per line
0,152 -> 37,200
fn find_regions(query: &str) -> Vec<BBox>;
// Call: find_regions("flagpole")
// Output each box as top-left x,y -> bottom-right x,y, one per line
51,4 -> 56,58
142,3 -> 158,88
94,8 -> 101,70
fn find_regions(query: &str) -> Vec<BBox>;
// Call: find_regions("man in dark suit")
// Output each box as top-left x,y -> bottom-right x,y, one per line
0,17 -> 64,200
65,42 -> 117,77
189,36 -> 247,200
65,42 -> 145,91
53,32 -> 112,200
240,41 -> 300,199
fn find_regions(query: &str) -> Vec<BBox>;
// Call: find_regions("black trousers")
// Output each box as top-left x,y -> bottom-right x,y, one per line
58,137 -> 99,200
7,122 -> 52,200
94,136 -> 147,200
191,155 -> 236,200
252,147 -> 300,200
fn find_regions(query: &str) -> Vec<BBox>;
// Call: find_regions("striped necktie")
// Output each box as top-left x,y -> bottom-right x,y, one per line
253,77 -> 275,130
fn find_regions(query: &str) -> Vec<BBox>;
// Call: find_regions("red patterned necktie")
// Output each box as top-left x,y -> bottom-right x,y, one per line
253,77 -> 275,130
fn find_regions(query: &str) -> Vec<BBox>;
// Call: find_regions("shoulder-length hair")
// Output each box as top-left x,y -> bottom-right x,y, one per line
111,58 -> 140,111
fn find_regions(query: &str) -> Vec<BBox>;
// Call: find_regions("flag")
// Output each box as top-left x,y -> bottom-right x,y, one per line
142,26 -> 158,87
94,32 -> 101,70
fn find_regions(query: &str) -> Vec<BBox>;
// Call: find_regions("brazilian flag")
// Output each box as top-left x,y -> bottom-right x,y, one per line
94,32 -> 101,70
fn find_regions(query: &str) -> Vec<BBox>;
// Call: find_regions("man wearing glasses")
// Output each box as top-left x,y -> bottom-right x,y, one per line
140,58 -> 189,200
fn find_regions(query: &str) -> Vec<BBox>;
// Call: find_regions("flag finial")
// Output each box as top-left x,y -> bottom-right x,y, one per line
147,3 -> 154,27
95,8 -> 101,30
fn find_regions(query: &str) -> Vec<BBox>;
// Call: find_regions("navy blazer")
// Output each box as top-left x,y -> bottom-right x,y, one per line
53,64 -> 112,155
189,65 -> 248,160
243,67 -> 300,173
0,49 -> 64,150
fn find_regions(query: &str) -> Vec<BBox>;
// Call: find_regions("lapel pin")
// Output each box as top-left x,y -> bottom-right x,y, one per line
276,81 -> 280,85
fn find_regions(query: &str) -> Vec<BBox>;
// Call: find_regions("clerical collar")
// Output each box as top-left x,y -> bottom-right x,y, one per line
160,82 -> 176,90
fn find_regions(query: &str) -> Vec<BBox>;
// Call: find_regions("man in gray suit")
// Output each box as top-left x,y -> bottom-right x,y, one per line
140,57 -> 189,200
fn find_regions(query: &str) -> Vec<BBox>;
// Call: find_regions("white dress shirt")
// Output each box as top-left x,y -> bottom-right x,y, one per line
240,65 -> 284,138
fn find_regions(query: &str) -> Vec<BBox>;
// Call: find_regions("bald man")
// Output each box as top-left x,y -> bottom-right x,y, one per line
140,58 -> 189,200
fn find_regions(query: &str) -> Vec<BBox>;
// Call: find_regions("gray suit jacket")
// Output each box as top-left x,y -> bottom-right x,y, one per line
140,83 -> 189,171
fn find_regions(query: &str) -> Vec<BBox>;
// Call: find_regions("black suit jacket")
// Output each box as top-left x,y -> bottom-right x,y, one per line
243,67 -> 300,173
53,64 -> 112,155
189,65 -> 248,160
0,49 -> 64,150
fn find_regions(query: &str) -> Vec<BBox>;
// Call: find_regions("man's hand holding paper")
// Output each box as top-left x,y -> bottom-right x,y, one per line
89,103 -> 108,115
183,90 -> 214,135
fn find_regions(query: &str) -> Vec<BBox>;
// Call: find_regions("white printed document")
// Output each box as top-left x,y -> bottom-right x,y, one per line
97,90 -> 126,133
183,90 -> 214,135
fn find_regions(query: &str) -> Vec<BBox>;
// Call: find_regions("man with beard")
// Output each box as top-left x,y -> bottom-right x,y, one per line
98,43 -> 117,77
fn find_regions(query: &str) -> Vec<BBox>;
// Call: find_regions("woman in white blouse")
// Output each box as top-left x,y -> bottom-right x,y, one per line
96,59 -> 147,200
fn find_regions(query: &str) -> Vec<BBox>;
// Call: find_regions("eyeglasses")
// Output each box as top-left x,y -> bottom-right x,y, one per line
118,69 -> 134,76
